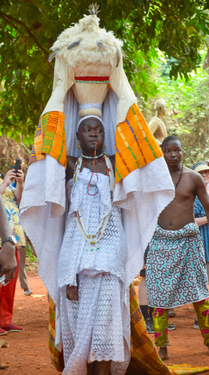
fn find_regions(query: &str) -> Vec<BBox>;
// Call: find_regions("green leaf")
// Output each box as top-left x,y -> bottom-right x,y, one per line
35,72 -> 43,84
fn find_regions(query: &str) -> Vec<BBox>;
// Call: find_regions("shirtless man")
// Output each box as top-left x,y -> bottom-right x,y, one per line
146,135 -> 209,360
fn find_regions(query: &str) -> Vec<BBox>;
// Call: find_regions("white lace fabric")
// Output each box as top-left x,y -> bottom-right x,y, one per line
20,155 -> 174,374
58,169 -> 130,374
57,169 -> 127,288
69,168 -> 112,220
61,271 -> 130,375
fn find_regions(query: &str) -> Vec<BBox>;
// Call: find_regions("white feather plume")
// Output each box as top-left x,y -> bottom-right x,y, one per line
50,14 -> 123,68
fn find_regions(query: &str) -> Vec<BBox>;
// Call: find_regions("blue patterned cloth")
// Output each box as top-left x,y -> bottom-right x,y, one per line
194,196 -> 209,263
146,223 -> 209,308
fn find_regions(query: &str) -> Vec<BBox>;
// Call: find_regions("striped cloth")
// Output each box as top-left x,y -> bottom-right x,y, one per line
128,283 -> 175,375
115,103 -> 162,183
29,103 -> 162,184
30,111 -> 67,168
48,297 -> 64,372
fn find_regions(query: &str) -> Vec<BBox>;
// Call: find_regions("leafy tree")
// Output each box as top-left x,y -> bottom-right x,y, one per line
1,0 -> 209,143
142,49 -> 209,167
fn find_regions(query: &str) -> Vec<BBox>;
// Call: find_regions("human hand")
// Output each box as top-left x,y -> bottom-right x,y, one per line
2,169 -> 16,188
16,166 -> 24,187
0,243 -> 17,284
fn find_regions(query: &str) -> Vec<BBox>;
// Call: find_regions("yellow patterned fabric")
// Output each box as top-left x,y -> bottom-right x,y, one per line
29,104 -> 162,183
48,296 -> 64,372
48,287 -> 209,375
30,111 -> 67,168
128,283 -> 175,375
115,103 -> 163,184
48,287 -> 174,375
168,365 -> 209,375
130,283 -> 209,375
0,179 -> 25,247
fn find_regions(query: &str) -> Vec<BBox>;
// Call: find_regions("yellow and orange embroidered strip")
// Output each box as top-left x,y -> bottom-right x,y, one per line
30,104 -> 161,177
129,283 -> 176,375
48,285 -> 209,375
115,103 -> 163,184
30,111 -> 67,168
48,297 -> 64,372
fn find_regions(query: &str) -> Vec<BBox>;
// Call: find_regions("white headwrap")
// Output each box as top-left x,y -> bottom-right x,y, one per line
79,103 -> 102,112
77,115 -> 105,131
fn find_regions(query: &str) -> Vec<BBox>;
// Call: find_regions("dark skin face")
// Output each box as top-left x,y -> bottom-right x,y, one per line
163,139 -> 183,167
77,117 -> 104,156
159,139 -> 209,230
67,118 -> 115,181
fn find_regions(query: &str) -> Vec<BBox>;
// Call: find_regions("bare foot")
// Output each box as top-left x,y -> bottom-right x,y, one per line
158,346 -> 170,360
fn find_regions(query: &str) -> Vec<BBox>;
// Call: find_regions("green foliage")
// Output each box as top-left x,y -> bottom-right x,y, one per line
152,53 -> 209,167
117,18 -> 159,102
26,242 -> 38,270
1,0 -> 209,142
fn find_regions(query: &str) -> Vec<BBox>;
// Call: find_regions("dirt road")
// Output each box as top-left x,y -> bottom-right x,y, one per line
1,272 -> 209,374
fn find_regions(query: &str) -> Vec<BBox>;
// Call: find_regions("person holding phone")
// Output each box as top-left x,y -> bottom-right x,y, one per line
0,163 -> 25,335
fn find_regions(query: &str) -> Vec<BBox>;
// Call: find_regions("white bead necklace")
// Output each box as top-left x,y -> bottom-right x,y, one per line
73,153 -> 114,244
81,152 -> 103,159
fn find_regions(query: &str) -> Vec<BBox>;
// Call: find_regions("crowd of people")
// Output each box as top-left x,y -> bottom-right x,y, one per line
0,12 -> 208,375
0,126 -> 209,374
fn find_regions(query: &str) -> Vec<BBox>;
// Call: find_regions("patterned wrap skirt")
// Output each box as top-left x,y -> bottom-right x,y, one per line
146,223 -> 209,308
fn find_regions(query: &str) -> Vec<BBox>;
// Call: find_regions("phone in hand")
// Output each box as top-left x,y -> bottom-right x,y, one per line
11,159 -> 22,176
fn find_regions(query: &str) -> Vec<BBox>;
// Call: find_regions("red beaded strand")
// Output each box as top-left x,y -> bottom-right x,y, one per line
86,144 -> 110,196
87,143 -> 99,196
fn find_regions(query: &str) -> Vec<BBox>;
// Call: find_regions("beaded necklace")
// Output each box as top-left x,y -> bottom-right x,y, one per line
73,153 -> 114,244
81,152 -> 103,159
175,164 -> 184,189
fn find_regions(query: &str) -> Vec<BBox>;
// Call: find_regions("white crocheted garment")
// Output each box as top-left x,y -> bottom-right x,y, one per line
57,168 -> 127,288
58,168 -> 130,374
60,271 -> 130,375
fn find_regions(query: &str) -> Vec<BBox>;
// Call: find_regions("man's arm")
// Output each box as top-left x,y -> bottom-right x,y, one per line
195,173 -> 209,222
67,156 -> 77,181
195,217 -> 208,226
0,195 -> 16,283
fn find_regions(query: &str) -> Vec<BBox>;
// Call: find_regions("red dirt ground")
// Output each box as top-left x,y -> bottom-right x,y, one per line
1,272 -> 209,374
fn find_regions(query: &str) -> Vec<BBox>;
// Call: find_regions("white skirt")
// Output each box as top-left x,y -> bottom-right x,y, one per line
60,270 -> 130,375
